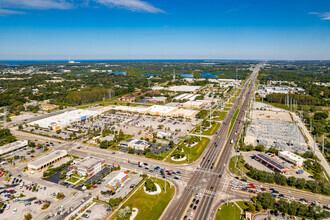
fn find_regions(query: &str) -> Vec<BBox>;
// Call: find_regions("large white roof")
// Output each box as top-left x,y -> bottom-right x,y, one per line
28,109 -> 100,128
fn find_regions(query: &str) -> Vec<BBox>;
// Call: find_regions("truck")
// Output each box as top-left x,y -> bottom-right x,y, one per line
296,169 -> 304,174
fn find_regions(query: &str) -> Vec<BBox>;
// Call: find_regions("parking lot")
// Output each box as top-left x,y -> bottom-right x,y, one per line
80,202 -> 111,220
0,174 -> 72,220
241,151 -> 312,179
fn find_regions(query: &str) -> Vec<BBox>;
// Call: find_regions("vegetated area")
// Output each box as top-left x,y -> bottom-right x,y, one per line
215,202 -> 241,220
113,177 -> 174,220
166,136 -> 210,164
257,61 -> 330,163
237,193 -> 329,219
0,128 -> 16,146
0,61 -> 253,114
231,155 -> 330,196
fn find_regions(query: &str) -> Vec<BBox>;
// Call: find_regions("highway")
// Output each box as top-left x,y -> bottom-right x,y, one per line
161,64 -> 260,220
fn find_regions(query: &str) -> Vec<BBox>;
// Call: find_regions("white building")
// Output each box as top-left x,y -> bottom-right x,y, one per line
28,109 -> 100,130
279,151 -> 306,167
120,139 -> 150,150
0,140 -> 28,156
72,156 -> 105,177
28,150 -> 67,171
167,85 -> 201,92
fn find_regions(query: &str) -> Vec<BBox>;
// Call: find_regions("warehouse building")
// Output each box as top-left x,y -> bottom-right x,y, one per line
279,151 -> 306,167
0,140 -> 28,156
72,156 -> 105,177
28,150 -> 67,171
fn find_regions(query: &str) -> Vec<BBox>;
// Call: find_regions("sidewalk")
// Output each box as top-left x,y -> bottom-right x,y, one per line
292,113 -> 330,178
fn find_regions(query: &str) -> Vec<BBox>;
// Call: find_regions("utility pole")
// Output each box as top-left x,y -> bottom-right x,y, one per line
3,107 -> 7,128
210,107 -> 212,128
322,134 -> 325,154
313,135 -> 316,154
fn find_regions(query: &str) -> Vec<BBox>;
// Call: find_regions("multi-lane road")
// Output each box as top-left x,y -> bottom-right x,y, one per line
161,64 -> 260,220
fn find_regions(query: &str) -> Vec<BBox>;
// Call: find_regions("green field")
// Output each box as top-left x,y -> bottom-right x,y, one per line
117,178 -> 175,220
193,122 -> 220,135
229,156 -> 249,176
166,137 -> 210,164
215,202 -> 241,220
213,111 -> 227,121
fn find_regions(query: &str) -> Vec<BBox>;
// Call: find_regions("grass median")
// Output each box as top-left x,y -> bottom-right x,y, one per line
165,137 -> 210,164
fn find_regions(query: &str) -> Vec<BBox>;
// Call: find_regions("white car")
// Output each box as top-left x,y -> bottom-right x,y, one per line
13,208 -> 17,214
190,212 -> 194,217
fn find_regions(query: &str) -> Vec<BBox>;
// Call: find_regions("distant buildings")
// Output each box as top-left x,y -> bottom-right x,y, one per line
28,150 -> 67,172
182,100 -> 211,109
72,156 -> 105,177
107,104 -> 198,118
258,85 -> 305,96
174,93 -> 198,101
167,85 -> 201,92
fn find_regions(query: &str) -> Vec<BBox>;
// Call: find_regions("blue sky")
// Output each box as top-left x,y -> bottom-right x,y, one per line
0,0 -> 330,60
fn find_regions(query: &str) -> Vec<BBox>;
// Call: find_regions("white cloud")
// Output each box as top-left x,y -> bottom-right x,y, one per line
309,12 -> 330,20
95,0 -> 164,13
0,8 -> 25,16
0,0 -> 73,10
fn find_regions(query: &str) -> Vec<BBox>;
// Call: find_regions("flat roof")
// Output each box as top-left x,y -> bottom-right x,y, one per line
29,150 -> 67,168
279,151 -> 305,162
254,153 -> 288,172
0,140 -> 28,154
75,156 -> 104,170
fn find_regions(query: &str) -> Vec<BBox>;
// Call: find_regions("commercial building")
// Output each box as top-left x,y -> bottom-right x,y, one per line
107,104 -> 198,118
253,153 -> 288,173
105,172 -> 129,192
120,139 -> 150,150
72,156 -> 106,177
279,151 -> 306,167
28,150 -> 67,171
167,85 -> 201,92
145,105 -> 177,116
146,96 -> 167,103
0,140 -> 28,156
157,132 -> 172,139
28,109 -> 99,130
174,93 -> 198,101
183,100 -> 207,109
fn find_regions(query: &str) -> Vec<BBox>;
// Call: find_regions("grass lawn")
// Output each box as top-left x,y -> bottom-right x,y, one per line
117,178 -> 175,220
229,156 -> 249,176
228,107 -> 239,137
213,111 -> 227,121
165,137 -> 210,164
193,122 -> 220,135
215,202 -> 241,220
66,176 -> 79,183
